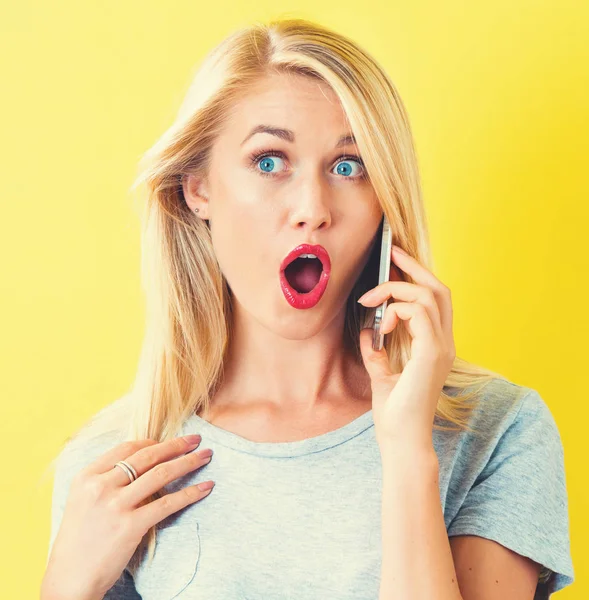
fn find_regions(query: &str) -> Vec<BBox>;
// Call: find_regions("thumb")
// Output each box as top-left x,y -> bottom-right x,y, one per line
359,327 -> 393,385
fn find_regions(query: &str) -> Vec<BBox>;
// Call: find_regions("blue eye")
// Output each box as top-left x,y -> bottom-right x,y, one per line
256,154 -> 286,175
248,149 -> 366,180
334,159 -> 363,177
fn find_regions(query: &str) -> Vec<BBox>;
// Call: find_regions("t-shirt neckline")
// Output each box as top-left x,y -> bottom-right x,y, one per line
183,408 -> 374,458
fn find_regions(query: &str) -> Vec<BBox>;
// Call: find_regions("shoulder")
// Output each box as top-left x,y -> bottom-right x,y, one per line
53,395 -> 134,499
444,379 -> 574,594
453,377 -> 560,448
440,377 -> 568,498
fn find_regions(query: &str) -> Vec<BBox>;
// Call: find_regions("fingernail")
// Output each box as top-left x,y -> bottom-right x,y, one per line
357,290 -> 375,303
393,245 -> 408,255
198,480 -> 215,492
184,434 -> 202,445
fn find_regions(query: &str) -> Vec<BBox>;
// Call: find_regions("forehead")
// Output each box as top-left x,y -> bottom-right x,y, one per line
220,72 -> 351,146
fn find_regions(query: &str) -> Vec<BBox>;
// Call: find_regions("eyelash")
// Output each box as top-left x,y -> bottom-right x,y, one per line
247,149 -> 367,181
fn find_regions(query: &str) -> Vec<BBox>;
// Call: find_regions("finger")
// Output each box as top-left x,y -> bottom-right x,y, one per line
389,260 -> 404,282
386,302 -> 439,360
104,435 -> 204,488
119,448 -> 214,509
81,439 -> 159,476
134,478 -> 215,529
359,281 -> 444,342
391,246 -> 441,287
391,246 -> 454,339
382,302 -> 399,334
359,327 -> 395,383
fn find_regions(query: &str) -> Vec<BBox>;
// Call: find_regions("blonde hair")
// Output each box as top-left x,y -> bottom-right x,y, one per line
44,17 -> 507,575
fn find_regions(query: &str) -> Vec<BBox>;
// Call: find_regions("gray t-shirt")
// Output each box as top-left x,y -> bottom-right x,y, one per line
47,378 -> 574,599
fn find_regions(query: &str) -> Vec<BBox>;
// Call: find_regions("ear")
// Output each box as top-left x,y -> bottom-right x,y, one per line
182,173 -> 210,219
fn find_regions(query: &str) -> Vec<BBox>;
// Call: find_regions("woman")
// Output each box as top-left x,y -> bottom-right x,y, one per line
41,17 -> 574,600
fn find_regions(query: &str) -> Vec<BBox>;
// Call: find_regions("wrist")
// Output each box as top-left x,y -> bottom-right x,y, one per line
41,574 -> 104,600
379,441 -> 439,472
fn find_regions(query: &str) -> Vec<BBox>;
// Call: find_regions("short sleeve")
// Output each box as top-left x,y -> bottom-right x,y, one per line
48,439 -> 142,600
447,389 -> 574,598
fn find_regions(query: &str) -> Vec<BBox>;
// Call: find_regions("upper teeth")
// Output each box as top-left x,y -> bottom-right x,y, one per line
298,253 -> 317,259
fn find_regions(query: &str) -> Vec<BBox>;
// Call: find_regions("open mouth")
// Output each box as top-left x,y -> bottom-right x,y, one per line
283,256 -> 324,293
279,244 -> 331,309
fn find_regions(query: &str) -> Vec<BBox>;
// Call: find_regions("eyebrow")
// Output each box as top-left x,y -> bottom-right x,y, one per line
240,125 -> 357,148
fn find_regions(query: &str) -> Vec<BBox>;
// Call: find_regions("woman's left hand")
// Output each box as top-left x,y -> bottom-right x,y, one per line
357,245 -> 456,453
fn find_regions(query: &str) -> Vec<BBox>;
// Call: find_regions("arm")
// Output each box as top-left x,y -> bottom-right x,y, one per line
379,445 -> 462,600
379,444 -> 542,600
358,250 -> 571,599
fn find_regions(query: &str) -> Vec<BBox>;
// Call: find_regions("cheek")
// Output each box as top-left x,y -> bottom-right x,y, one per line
210,207 -> 274,301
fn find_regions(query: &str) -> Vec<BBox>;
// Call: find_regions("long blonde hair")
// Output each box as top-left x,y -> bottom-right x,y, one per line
44,17 -> 507,574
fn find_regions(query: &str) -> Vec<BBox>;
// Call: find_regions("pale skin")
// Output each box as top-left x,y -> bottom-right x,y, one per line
43,72 -> 543,599
41,435 -> 218,600
42,73 -> 380,599
184,71 -> 543,598
357,246 -> 542,598
182,71 -> 383,438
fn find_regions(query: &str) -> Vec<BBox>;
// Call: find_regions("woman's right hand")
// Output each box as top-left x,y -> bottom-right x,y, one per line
41,434 -> 214,600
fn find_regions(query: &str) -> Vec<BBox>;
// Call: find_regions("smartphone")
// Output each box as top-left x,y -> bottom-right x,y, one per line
372,215 -> 393,351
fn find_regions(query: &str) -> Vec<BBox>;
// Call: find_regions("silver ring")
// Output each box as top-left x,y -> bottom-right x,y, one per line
114,460 -> 138,483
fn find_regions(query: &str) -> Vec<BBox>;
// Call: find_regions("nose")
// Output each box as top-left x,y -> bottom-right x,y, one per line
287,178 -> 332,231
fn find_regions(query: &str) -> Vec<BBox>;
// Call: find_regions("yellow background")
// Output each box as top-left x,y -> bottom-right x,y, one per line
1,1 -> 586,596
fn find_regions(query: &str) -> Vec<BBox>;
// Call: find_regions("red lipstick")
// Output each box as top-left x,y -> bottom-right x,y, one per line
279,244 -> 331,309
